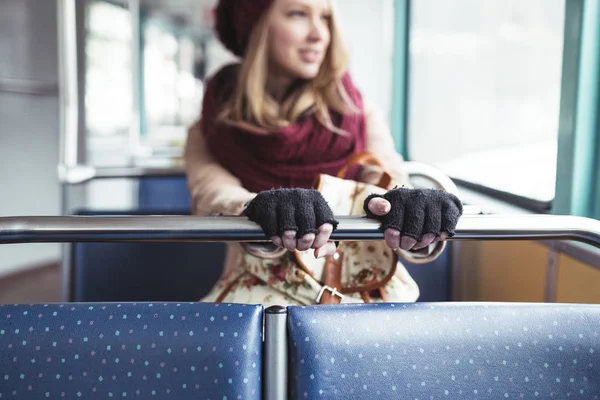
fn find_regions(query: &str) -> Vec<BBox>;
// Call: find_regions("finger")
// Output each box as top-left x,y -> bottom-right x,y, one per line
314,241 -> 337,259
382,201 -> 404,235
256,206 -> 278,238
312,223 -> 333,250
384,228 -> 401,250
277,204 -> 297,237
440,203 -> 462,236
297,233 -> 316,252
413,233 -> 436,250
434,232 -> 449,243
421,206 -> 442,238
270,236 -> 283,248
449,193 -> 464,215
313,197 -> 337,228
400,235 -> 418,251
282,230 -> 297,251
296,200 -> 317,237
367,197 -> 392,216
402,206 -> 425,242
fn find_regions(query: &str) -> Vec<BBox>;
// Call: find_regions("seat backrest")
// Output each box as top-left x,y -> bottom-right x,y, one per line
0,302 -> 263,399
403,243 -> 452,302
69,210 -> 225,302
287,302 -> 600,399
137,176 -> 191,211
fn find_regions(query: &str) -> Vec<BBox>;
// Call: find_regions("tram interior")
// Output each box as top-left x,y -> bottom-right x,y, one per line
1,0 -> 597,305
2,0 -> 600,399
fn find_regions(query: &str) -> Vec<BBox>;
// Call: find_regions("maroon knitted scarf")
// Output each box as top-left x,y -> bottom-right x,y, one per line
200,64 -> 368,193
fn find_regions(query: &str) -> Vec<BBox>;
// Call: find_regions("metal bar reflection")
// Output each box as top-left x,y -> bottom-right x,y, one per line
58,165 -> 185,184
57,162 -> 456,191
0,78 -> 59,95
0,215 -> 599,248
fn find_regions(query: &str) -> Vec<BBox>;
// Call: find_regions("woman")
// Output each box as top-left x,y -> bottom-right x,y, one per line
184,0 -> 463,305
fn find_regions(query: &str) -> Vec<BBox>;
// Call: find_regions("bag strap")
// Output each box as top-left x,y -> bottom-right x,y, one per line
336,151 -> 393,189
320,252 -> 344,304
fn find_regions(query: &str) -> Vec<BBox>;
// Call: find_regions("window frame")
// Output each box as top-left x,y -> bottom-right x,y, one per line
554,0 -> 600,220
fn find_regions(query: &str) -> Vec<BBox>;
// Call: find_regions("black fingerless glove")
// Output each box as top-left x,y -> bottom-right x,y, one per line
364,187 -> 463,240
244,188 -> 338,238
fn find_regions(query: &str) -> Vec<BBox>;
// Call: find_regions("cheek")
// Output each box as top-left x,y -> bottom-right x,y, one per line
269,36 -> 292,64
269,25 -> 302,62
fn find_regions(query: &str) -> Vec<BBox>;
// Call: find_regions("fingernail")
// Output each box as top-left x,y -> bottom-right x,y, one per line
400,236 -> 416,250
315,248 -> 325,259
378,203 -> 390,214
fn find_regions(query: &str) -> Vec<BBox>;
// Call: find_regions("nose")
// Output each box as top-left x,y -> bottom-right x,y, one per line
307,15 -> 328,42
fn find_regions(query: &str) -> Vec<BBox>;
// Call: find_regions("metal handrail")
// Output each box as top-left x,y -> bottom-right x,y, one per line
0,215 -> 599,249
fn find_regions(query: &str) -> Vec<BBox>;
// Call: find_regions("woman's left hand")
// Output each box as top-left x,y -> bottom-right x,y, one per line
365,188 -> 463,251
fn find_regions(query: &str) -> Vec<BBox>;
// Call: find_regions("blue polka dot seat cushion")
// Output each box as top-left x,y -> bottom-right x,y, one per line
0,303 -> 263,399
287,302 -> 600,399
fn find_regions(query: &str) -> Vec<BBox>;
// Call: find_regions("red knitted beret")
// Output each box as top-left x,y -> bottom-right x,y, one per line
214,0 -> 275,57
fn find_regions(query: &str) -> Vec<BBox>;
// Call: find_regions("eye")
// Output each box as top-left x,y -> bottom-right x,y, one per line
321,13 -> 332,22
288,9 -> 307,17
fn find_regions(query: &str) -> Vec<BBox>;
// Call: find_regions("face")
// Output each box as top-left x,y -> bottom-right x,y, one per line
266,0 -> 332,82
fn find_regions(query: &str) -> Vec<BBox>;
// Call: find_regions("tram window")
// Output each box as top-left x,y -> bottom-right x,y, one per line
406,0 -> 565,206
144,25 -> 203,134
144,25 -> 181,127
85,1 -> 133,137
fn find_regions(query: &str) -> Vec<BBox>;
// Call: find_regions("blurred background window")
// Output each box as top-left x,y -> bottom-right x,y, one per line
143,21 -> 204,148
407,0 -> 565,206
85,0 -> 133,137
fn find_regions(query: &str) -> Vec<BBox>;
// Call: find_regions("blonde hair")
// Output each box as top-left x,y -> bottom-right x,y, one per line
218,1 -> 358,134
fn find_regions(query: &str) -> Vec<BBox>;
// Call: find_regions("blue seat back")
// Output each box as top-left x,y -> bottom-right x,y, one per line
0,302 -> 263,399
404,243 -> 452,301
287,302 -> 600,399
69,210 -> 224,302
138,176 -> 191,211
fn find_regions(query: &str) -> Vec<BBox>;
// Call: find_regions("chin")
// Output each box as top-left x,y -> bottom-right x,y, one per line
291,65 -> 322,80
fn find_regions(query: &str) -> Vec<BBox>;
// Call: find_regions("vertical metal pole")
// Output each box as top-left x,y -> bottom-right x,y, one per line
264,306 -> 288,400
57,0 -> 79,171
59,184 -> 73,301
544,247 -> 560,303
127,0 -> 142,162
391,0 -> 410,159
57,0 -> 79,302
449,242 -> 463,301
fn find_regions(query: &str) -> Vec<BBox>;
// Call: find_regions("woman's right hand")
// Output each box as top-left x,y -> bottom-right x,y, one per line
243,188 -> 338,258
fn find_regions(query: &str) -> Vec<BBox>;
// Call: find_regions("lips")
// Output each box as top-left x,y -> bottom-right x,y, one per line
299,49 -> 323,63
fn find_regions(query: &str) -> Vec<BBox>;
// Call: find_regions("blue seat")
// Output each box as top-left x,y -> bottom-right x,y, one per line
69,210 -> 225,302
286,302 -> 600,399
0,302 -> 263,399
404,244 -> 452,302
138,176 -> 191,211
